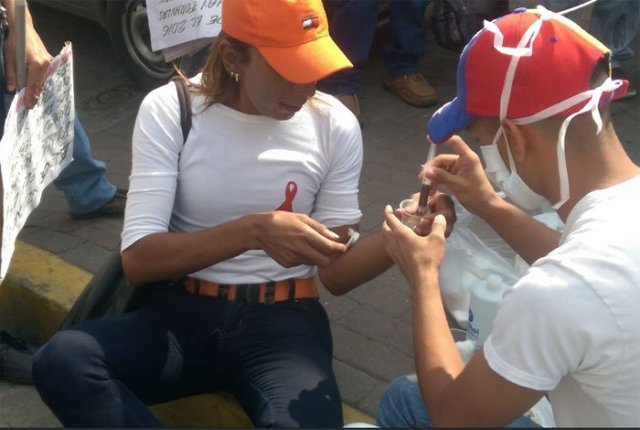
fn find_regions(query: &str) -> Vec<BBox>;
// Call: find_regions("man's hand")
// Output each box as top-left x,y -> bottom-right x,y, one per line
382,206 -> 447,289
421,136 -> 502,217
4,1 -> 52,108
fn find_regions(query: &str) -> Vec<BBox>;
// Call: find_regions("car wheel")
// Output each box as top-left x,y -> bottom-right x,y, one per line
106,0 -> 176,90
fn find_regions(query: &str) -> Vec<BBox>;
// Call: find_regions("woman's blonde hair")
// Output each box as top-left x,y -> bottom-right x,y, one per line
187,31 -> 251,108
175,31 -> 328,113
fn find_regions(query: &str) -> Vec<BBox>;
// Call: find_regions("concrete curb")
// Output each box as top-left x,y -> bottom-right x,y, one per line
0,240 -> 376,426
0,240 -> 91,346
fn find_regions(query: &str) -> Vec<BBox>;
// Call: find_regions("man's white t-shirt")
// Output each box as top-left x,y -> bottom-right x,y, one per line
122,76 -> 363,284
484,175 -> 640,427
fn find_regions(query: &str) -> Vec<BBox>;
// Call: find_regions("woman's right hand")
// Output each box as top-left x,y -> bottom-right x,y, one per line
251,211 -> 347,268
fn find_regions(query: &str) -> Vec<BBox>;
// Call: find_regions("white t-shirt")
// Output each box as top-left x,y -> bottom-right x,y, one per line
122,76 -> 363,284
484,175 -> 640,427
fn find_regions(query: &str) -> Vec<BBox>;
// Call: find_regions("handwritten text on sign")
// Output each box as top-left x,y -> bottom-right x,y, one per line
0,43 -> 75,279
147,0 -> 222,52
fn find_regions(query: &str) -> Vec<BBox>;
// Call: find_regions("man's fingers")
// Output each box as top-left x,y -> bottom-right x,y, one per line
24,84 -> 38,108
303,224 -> 346,256
305,218 -> 340,240
24,65 -> 47,108
4,50 -> 17,93
429,153 -> 459,168
384,204 -> 404,231
430,214 -> 447,239
443,135 -> 474,157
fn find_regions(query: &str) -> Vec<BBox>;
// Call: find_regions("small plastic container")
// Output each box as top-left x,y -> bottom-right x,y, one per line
466,274 -> 506,349
398,199 -> 421,229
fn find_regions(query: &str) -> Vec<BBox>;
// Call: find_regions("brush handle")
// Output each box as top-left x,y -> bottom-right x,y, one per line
417,183 -> 431,216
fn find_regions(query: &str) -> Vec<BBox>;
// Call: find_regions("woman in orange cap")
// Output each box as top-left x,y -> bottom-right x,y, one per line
32,0 -> 455,427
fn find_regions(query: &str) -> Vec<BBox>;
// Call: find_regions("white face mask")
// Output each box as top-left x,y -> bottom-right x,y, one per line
479,143 -> 509,187
480,132 -> 552,212
502,172 -> 552,212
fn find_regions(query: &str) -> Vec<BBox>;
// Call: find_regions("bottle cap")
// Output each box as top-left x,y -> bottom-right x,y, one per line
487,274 -> 503,291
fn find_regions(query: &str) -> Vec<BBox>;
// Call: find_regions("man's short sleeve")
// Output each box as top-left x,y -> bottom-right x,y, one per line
483,264 -> 619,391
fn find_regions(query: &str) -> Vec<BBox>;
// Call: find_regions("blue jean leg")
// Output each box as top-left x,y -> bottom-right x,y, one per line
0,26 -> 116,216
377,374 -> 541,428
52,116 -> 117,215
383,0 -> 429,76
1,94 -> 116,215
317,0 -> 379,95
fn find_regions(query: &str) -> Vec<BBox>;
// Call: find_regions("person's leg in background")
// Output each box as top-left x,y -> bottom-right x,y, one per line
543,0 -> 639,99
53,117 -> 126,218
317,0 -> 379,122
377,374 -> 432,428
377,374 -> 541,428
0,70 -> 125,219
588,0 -> 639,98
382,0 -> 438,107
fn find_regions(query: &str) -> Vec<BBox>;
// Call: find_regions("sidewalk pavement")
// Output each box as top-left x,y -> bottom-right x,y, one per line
1,2 -> 639,428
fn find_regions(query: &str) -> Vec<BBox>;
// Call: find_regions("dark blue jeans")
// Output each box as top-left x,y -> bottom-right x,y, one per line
32,283 -> 342,428
319,0 -> 428,96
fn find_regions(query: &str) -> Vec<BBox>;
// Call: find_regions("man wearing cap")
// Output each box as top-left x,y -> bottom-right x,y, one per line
378,5 -> 640,428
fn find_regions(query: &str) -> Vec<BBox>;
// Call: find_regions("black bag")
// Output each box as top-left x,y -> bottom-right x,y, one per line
430,0 -> 509,53
61,76 -> 192,329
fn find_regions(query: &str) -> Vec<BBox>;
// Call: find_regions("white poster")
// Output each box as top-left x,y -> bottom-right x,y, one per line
0,43 -> 75,279
147,0 -> 222,52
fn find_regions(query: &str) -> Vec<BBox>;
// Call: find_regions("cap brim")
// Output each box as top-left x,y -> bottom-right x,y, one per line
258,35 -> 353,84
427,97 -> 475,144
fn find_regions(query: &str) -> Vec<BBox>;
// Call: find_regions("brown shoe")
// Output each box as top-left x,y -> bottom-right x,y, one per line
383,72 -> 438,107
71,188 -> 127,219
334,93 -> 362,124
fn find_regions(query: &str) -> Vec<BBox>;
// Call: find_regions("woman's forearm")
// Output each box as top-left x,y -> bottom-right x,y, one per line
122,215 -> 258,286
319,230 -> 394,295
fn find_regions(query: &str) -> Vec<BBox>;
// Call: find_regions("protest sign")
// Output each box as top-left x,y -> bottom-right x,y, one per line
0,43 -> 75,279
147,0 -> 222,55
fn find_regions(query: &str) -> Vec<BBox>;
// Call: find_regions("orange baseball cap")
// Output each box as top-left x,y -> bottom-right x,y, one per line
222,0 -> 353,84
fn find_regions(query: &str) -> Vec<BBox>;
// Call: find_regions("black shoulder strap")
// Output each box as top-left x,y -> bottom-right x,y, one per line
171,76 -> 192,144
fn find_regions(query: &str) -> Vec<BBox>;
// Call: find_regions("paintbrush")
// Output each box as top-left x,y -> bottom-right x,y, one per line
417,138 -> 436,216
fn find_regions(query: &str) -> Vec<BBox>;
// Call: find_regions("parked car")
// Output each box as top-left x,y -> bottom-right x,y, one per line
31,0 -> 174,90
31,0 -> 401,90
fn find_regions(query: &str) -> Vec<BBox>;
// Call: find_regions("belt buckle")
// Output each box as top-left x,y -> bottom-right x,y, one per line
264,281 -> 276,305
218,284 -> 230,299
235,284 -> 261,304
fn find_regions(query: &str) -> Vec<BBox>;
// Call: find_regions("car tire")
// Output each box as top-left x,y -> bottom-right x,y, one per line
105,0 -> 176,90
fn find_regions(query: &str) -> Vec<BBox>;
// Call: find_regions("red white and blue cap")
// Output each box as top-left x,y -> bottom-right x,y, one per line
427,6 -> 629,144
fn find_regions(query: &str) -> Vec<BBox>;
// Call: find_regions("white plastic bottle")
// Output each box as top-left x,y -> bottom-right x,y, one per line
466,274 -> 506,349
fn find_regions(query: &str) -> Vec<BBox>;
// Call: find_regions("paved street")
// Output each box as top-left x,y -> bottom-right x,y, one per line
0,1 -> 638,427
